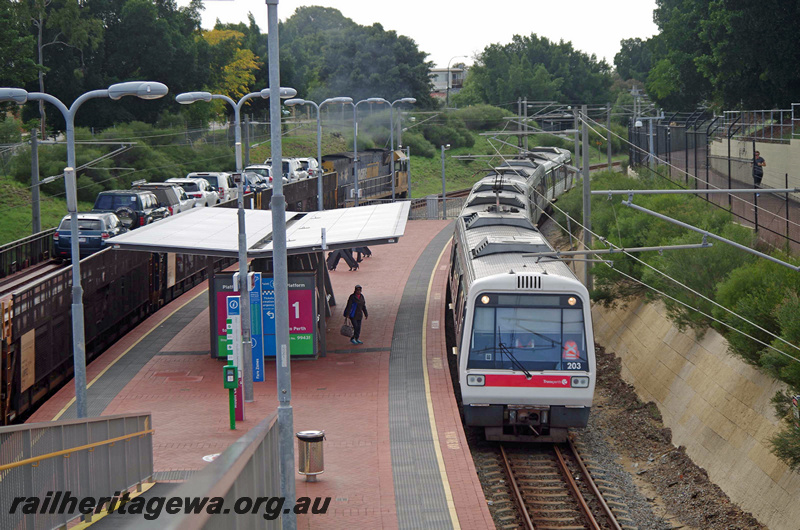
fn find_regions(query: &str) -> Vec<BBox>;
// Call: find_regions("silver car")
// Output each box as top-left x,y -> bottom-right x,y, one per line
166,178 -> 220,207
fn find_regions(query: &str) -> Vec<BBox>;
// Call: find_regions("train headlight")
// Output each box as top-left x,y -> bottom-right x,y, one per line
571,376 -> 589,388
480,295 -> 490,305
467,374 -> 485,386
568,296 -> 577,306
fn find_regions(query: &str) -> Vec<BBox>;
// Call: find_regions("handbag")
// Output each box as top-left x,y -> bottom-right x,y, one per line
340,318 -> 354,338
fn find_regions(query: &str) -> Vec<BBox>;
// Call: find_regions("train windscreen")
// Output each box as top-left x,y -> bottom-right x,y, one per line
468,293 -> 588,372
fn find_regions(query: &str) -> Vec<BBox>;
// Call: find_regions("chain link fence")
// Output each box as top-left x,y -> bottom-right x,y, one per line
629,111 -> 800,252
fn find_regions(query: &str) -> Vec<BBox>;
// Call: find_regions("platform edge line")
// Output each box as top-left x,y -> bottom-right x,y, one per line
52,288 -> 209,421
422,238 -> 461,530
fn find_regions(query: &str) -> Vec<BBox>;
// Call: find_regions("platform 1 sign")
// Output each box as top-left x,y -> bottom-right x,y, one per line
213,272 -> 262,363
262,273 -> 316,358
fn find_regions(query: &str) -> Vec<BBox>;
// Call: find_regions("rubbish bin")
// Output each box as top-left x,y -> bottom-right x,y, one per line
296,430 -> 325,482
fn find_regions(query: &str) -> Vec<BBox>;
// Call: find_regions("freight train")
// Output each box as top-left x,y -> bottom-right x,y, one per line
323,148 -> 409,205
448,147 -> 596,442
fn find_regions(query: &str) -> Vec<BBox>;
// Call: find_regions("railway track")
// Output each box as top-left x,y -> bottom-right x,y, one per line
475,437 -> 635,530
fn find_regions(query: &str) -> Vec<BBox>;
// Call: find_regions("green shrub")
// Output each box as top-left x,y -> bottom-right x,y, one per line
453,104 -> 513,131
401,131 -> 435,158
0,116 -> 22,144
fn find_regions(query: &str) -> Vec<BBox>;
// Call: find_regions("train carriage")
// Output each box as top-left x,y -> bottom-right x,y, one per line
449,147 -> 595,443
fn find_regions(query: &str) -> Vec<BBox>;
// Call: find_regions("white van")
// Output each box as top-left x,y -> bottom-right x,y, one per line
186,172 -> 237,202
264,158 -> 306,181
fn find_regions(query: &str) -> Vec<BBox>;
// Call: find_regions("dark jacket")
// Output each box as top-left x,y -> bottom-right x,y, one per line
344,293 -> 368,320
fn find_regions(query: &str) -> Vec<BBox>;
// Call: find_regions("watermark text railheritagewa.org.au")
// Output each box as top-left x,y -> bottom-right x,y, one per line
9,491 -> 331,520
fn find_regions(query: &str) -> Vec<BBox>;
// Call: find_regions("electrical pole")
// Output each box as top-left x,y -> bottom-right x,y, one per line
581,104 -> 592,291
517,98 -> 522,148
523,98 -> 528,152
606,104 -> 612,169
573,109 -> 580,170
266,1 -> 296,526
31,128 -> 41,234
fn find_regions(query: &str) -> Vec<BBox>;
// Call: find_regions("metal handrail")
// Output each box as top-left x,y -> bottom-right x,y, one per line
137,412 -> 279,529
0,428 -> 154,471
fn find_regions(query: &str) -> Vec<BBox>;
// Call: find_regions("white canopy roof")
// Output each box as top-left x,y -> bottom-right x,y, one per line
108,202 -> 410,257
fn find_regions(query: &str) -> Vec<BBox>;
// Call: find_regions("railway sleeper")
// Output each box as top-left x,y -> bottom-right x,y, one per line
517,478 -> 566,485
525,493 -> 573,502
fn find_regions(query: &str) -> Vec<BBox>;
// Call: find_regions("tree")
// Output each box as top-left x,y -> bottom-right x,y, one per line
614,38 -> 652,82
456,34 -> 612,109
21,0 -> 103,137
202,28 -> 261,99
0,2 -> 38,89
695,0 -> 800,108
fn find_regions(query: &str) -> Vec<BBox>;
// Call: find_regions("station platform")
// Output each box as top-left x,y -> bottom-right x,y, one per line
27,220 -> 493,529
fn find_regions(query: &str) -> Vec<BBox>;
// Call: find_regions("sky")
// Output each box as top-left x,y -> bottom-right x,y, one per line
181,0 -> 660,69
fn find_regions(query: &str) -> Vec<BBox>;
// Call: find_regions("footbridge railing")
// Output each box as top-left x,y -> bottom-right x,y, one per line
0,413 -> 154,529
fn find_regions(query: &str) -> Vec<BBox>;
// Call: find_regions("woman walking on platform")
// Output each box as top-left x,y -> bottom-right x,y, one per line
344,285 -> 368,345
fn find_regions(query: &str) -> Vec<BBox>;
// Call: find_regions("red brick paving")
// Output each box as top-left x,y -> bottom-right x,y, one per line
28,220 -> 492,529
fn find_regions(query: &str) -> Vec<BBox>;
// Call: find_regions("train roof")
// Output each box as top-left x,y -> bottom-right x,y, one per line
453,146 -> 578,284
455,216 -> 576,280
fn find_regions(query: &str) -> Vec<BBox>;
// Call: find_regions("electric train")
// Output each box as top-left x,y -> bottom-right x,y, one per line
448,147 -> 595,442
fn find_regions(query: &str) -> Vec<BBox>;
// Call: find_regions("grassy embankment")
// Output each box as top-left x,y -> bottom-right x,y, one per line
0,173 -> 93,245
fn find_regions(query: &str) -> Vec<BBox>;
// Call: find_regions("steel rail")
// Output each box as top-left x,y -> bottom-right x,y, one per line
499,444 -> 535,530
568,438 -> 623,530
553,443 -> 601,530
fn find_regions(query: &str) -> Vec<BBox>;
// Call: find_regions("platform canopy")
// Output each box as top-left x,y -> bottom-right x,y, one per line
108,201 -> 411,257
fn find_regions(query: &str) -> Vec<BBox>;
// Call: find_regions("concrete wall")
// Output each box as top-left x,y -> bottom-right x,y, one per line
709,137 -> 800,192
592,299 -> 800,529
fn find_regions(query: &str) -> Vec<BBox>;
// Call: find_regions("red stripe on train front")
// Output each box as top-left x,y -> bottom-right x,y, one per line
484,374 -> 571,387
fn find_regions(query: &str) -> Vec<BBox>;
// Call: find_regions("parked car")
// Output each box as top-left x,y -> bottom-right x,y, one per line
264,158 -> 306,181
244,165 -> 288,186
131,182 -> 195,215
186,172 -> 237,202
53,212 -> 126,259
296,157 -> 321,177
92,190 -> 170,229
241,172 -> 271,193
166,178 -> 219,206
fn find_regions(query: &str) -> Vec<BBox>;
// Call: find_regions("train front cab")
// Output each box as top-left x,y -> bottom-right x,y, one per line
459,277 -> 595,443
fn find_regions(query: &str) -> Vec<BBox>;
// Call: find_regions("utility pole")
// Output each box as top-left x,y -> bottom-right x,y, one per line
31,128 -> 41,234
244,114 -> 250,167
523,98 -> 528,151
573,109 -> 580,169
517,98 -> 522,148
581,104 -> 592,291
606,104 -> 612,169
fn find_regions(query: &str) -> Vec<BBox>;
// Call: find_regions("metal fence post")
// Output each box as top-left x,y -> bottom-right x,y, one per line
786,173 -> 790,242
754,192 -> 759,232
31,128 -> 41,234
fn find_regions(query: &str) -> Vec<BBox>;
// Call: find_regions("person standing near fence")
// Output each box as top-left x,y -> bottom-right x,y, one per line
344,284 -> 368,345
753,150 -> 766,188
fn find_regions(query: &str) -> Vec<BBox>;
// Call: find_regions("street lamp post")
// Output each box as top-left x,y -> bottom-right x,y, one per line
350,98 -> 386,206
356,97 -> 416,202
389,98 -> 416,200
284,97 -> 353,210
441,143 -> 450,219
446,55 -> 467,108
176,87 -> 296,404
0,82 -> 169,418
265,1 -> 297,527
